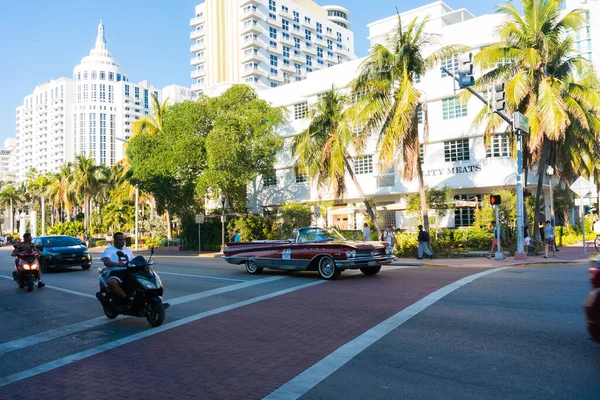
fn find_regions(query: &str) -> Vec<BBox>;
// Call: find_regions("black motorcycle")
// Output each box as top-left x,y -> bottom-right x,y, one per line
95,248 -> 169,327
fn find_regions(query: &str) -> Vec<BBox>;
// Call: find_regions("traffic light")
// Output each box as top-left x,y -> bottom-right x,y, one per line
490,195 -> 502,205
494,82 -> 506,111
457,52 -> 475,88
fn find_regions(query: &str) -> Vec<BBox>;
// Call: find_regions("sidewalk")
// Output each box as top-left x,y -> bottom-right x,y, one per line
393,242 -> 597,268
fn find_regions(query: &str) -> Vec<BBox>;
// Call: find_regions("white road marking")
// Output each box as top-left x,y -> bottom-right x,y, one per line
265,268 -> 507,400
0,275 -> 288,355
0,275 -> 96,299
0,279 -> 326,387
158,271 -> 246,282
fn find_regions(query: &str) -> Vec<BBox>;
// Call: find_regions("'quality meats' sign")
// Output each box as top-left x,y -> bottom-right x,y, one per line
423,164 -> 481,177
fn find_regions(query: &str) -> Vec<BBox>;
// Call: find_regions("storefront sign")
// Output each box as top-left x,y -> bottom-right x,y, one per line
423,164 -> 481,177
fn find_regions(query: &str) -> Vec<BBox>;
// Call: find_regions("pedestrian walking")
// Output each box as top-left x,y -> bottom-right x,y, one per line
417,225 -> 433,260
543,220 -> 556,258
362,223 -> 370,241
233,230 -> 241,243
383,225 -> 396,248
524,225 -> 532,255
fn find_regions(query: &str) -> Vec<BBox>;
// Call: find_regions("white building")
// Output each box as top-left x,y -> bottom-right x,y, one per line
0,139 -> 17,183
189,0 -> 355,93
13,22 -> 194,181
251,0 -> 600,230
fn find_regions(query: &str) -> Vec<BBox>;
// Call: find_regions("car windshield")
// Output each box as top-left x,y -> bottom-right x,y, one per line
295,228 -> 346,243
41,237 -> 79,247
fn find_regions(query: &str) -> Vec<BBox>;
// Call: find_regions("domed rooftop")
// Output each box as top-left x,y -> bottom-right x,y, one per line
73,21 -> 125,75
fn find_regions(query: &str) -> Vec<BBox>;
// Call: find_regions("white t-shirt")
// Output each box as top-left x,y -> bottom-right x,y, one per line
101,245 -> 135,273
363,227 -> 370,241
594,221 -> 600,235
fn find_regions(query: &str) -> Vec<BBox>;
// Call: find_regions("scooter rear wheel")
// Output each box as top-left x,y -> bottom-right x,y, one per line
146,302 -> 165,327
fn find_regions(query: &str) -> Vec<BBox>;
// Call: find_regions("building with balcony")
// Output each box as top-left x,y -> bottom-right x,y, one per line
13,22 -> 194,181
249,0 -> 600,230
189,0 -> 355,93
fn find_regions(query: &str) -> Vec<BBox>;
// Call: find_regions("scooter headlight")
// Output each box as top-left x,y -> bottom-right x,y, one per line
22,264 -> 30,270
138,277 -> 159,290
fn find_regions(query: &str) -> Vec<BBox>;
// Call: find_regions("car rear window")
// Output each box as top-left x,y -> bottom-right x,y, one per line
42,237 -> 79,247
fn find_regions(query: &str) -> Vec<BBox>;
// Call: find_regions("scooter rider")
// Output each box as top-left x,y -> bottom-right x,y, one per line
11,232 -> 45,288
101,232 -> 134,308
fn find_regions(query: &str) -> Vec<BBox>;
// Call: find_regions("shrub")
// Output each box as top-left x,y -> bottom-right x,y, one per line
393,231 -> 418,257
47,221 -> 85,237
232,215 -> 276,241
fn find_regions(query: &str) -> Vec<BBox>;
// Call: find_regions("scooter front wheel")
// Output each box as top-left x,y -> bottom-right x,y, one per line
27,276 -> 34,292
146,302 -> 165,327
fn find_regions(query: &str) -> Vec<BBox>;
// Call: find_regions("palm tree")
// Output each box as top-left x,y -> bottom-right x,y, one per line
28,173 -> 52,235
0,184 -> 23,234
293,88 -> 382,237
72,155 -> 103,230
350,15 -> 465,233
130,92 -> 173,240
473,0 -> 598,241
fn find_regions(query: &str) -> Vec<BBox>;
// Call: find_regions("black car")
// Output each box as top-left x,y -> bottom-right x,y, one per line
32,235 -> 92,271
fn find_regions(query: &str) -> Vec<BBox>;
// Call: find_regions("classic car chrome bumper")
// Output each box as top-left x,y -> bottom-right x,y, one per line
336,255 -> 395,268
221,256 -> 246,265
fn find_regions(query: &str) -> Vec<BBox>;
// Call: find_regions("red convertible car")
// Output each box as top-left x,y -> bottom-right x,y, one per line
222,227 -> 395,280
584,255 -> 600,342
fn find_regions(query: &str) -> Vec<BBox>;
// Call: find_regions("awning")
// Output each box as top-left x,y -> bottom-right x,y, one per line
376,203 -> 406,211
329,207 -> 367,215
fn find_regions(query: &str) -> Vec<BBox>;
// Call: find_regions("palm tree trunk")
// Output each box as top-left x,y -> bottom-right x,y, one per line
41,197 -> 46,236
9,200 -> 13,234
416,156 -> 430,232
533,141 -> 549,243
343,158 -> 381,238
165,209 -> 172,240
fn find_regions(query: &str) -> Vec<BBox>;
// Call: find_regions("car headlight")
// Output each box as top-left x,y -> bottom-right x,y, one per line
83,250 -> 89,255
345,250 -> 356,258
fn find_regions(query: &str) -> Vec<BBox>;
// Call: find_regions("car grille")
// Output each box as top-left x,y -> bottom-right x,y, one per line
355,249 -> 384,258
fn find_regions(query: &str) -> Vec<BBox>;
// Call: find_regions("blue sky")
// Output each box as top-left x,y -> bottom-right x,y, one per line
0,0 -> 497,145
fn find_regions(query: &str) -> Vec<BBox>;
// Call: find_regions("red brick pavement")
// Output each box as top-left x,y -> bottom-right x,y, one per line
0,267 -> 488,400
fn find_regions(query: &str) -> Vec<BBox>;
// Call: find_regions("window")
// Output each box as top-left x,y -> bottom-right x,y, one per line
317,47 -> 323,58
282,19 -> 289,31
283,45 -> 290,57
444,139 -> 470,162
294,102 -> 308,119
271,82 -> 278,88
269,0 -> 276,12
269,12 -> 276,20
100,71 -> 105,80
144,89 -> 149,109
304,16 -> 311,23
354,155 -> 373,174
84,71 -> 88,80
305,29 -> 311,41
293,11 -> 299,23
125,84 -> 129,96
316,22 -> 322,34
417,104 -> 423,124
281,5 -> 288,13
336,32 -> 342,42
269,27 -> 277,39
99,84 -> 106,101
294,37 -> 301,49
294,167 -> 308,183
454,194 -> 480,227
108,72 -> 114,81
269,40 -> 277,48
486,134 -> 510,158
263,174 -> 277,187
442,97 -> 467,120
441,54 -> 459,77
376,201 -> 396,228
135,87 -> 140,99
420,143 -> 424,164
327,39 -> 333,50
270,55 -> 278,67
306,55 -> 312,66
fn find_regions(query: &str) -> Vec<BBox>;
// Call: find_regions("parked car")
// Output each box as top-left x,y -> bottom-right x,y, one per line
32,235 -> 92,271
222,227 -> 394,280
584,256 -> 600,342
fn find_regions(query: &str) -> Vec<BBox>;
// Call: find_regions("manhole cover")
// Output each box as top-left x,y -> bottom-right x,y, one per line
72,330 -> 115,341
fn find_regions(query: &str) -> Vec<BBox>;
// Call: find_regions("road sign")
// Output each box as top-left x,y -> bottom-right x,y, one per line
570,176 -> 594,198
195,214 -> 205,224
513,112 -> 529,134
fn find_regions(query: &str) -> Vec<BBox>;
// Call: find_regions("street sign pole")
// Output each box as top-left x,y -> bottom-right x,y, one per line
495,204 -> 504,260
581,200 -> 587,255
570,177 -> 594,255
195,214 -> 204,253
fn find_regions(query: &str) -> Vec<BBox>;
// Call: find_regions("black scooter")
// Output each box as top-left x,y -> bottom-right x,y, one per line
95,248 -> 169,327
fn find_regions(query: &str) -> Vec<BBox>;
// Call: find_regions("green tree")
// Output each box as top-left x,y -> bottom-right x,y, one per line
71,155 -> 105,231
293,88 -> 382,237
277,202 -> 313,239
406,186 -> 453,229
0,184 -> 22,233
351,15 -> 465,233
27,172 -> 52,235
473,0 -> 600,242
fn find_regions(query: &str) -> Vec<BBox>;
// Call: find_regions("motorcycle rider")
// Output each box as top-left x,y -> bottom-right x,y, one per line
11,232 -> 45,288
100,232 -> 134,309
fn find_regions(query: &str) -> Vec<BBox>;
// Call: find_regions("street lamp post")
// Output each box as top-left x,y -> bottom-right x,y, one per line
546,166 -> 555,227
220,197 -> 226,252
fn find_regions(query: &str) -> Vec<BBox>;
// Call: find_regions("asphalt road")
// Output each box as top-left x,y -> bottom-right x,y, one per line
0,246 -> 598,399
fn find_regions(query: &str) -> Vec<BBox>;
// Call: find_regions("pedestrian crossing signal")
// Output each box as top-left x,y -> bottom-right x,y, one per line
490,195 -> 502,205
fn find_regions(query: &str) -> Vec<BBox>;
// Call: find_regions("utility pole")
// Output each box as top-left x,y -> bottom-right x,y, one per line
442,58 -> 526,259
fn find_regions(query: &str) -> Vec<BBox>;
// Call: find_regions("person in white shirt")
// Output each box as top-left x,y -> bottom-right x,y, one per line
594,218 -> 600,236
363,223 -> 371,241
101,232 -> 134,303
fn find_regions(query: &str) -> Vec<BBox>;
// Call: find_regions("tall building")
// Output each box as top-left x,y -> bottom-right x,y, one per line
13,22 -> 194,181
0,138 -> 17,183
251,0 -> 600,229
190,0 -> 355,93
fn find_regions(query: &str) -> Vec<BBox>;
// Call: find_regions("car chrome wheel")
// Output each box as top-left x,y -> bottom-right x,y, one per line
318,256 -> 341,280
245,260 -> 263,275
